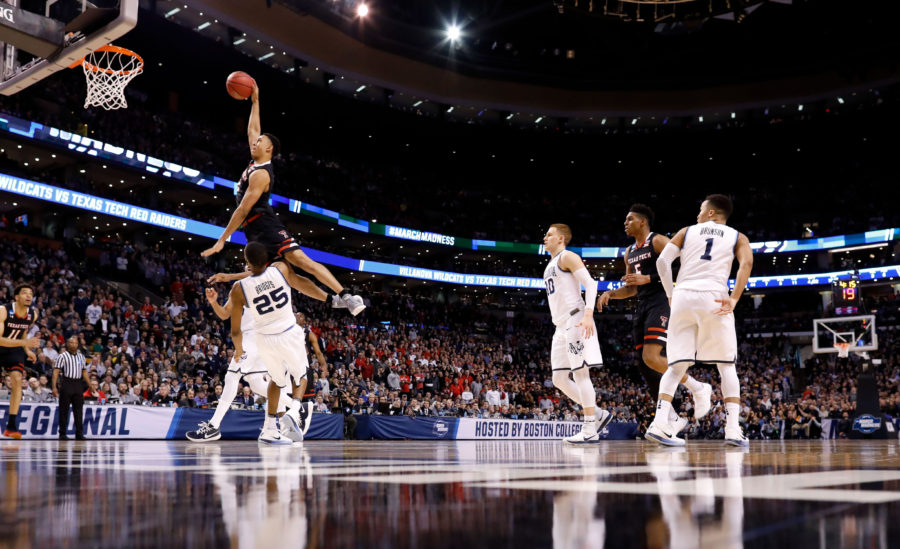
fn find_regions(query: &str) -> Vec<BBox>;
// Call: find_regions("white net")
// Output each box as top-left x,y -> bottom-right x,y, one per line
80,46 -> 143,110
835,342 -> 851,358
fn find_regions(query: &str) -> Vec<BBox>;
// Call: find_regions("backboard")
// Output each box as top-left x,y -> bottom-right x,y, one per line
0,0 -> 137,96
812,315 -> 878,355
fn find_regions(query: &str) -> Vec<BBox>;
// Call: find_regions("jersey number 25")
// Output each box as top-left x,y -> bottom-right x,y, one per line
253,287 -> 289,315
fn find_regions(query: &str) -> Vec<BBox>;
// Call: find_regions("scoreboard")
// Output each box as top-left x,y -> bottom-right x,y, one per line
833,276 -> 861,315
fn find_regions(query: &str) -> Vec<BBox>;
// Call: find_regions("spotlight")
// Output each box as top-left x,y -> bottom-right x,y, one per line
447,24 -> 461,41
356,3 -> 368,17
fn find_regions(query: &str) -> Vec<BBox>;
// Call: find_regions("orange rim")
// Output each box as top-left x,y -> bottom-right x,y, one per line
69,45 -> 144,75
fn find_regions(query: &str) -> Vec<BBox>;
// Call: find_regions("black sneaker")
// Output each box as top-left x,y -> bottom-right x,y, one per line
186,421 -> 221,442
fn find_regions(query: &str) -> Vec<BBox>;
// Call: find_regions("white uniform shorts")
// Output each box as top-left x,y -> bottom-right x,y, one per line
256,325 -> 309,388
551,312 -> 604,372
667,290 -> 738,366
228,330 -> 269,376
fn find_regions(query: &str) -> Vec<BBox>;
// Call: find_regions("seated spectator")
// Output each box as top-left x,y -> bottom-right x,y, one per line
22,377 -> 51,402
83,379 -> 107,404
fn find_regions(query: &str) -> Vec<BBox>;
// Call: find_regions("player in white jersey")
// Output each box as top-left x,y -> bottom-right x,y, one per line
185,278 -> 322,442
646,195 -> 754,447
229,242 -> 319,444
542,224 -> 613,444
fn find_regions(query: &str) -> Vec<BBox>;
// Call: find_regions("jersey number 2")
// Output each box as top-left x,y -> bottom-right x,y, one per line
700,238 -> 714,261
253,287 -> 289,315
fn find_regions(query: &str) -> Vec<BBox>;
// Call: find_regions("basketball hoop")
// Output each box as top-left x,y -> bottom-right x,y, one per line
835,342 -> 852,358
71,45 -> 143,110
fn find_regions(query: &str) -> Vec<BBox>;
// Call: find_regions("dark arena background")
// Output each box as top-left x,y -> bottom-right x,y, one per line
1,0 -> 899,548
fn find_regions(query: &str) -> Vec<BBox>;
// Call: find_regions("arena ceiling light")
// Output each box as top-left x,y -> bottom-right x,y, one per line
446,24 -> 462,42
356,3 -> 369,17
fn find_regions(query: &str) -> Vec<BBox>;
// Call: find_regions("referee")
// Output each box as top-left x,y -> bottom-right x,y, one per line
52,337 -> 89,441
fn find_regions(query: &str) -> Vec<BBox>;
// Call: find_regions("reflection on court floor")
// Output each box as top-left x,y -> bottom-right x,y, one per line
0,440 -> 898,548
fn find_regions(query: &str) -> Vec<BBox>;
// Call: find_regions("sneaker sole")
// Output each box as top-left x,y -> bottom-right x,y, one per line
645,431 -> 685,447
2,431 -> 22,440
349,304 -> 366,316
186,433 -> 221,442
724,438 -> 749,447
563,435 -> 601,446
258,438 -> 292,445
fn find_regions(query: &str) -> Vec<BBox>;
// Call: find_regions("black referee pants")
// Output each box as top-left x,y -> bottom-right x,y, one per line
58,378 -> 85,438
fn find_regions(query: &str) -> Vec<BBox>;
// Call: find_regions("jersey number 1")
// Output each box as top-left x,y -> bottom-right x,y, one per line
253,287 -> 289,315
700,238 -> 714,261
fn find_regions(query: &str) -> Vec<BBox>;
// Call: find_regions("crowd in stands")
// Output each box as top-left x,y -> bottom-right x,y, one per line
2,233 -> 898,440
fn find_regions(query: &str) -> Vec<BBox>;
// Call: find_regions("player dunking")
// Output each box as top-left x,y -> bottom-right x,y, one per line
200,82 -> 365,316
0,284 -> 40,439
646,195 -> 753,447
597,204 -> 711,435
542,224 -> 613,444
229,242 -> 314,444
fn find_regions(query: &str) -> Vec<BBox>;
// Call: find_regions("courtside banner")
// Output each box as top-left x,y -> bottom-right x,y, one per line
172,409 -> 345,440
357,416 -> 639,440
0,404 -> 345,439
0,403 -> 174,439
362,416 -> 458,440
456,418 -> 639,440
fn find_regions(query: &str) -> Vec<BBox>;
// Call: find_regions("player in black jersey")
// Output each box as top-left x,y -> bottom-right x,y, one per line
0,284 -> 41,439
201,82 -> 365,316
596,205 -> 711,430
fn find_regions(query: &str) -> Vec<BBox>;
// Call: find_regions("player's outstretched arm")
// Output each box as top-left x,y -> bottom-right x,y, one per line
656,227 -> 687,300
558,251 -> 598,338
207,271 -> 252,284
715,233 -> 754,315
275,263 -> 328,302
201,170 -> 270,257
248,82 -> 260,151
205,288 -> 233,320
229,283 -> 246,359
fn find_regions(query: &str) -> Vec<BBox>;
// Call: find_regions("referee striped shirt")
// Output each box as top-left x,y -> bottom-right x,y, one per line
55,351 -> 86,380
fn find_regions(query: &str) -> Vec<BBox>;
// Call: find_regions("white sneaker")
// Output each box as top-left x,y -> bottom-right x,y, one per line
670,415 -> 689,435
645,422 -> 686,447
724,429 -> 749,447
342,294 -> 366,316
258,427 -> 292,445
564,424 -> 600,445
693,382 -> 713,419
594,409 -> 613,433
280,414 -> 304,442
299,401 -> 314,436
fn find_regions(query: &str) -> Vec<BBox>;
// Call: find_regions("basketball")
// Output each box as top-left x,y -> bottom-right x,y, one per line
226,71 -> 255,100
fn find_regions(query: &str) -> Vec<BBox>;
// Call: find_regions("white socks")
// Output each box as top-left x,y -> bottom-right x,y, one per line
655,399 -> 673,426
264,414 -> 277,430
725,402 -> 740,431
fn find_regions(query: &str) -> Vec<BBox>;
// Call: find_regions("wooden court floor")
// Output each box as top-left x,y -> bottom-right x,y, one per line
1,439 -> 898,548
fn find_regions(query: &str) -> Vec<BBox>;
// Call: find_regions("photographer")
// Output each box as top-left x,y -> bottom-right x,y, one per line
332,387 -> 358,439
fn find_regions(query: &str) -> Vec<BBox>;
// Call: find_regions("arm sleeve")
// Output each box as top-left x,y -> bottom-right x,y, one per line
656,242 -> 681,299
572,267 -> 598,311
